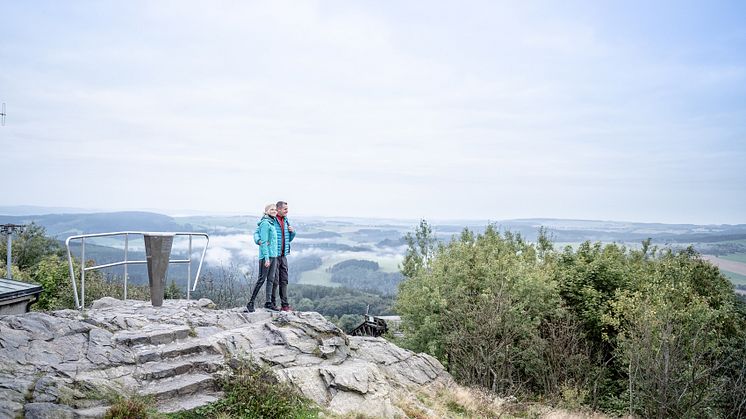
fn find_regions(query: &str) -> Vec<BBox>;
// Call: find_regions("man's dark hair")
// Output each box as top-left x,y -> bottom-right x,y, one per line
276,201 -> 288,209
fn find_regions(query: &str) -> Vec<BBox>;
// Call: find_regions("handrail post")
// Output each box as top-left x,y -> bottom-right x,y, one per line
66,240 -> 80,309
124,233 -> 128,300
187,235 -> 192,301
81,237 -> 86,308
192,234 -> 209,292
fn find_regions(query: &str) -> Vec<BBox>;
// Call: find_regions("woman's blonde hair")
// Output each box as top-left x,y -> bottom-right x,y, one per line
264,203 -> 276,214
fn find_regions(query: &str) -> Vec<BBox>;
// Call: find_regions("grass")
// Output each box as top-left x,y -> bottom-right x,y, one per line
167,358 -> 318,419
104,395 -> 157,419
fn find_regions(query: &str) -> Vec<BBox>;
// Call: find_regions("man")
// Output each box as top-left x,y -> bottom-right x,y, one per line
272,201 -> 296,311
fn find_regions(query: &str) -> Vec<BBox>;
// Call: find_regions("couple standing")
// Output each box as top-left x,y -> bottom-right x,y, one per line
247,201 -> 296,312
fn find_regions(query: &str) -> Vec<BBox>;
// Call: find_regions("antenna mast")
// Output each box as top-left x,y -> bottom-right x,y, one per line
1,224 -> 26,279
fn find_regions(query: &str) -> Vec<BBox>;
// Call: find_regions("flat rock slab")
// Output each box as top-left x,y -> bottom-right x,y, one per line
0,298 -> 452,418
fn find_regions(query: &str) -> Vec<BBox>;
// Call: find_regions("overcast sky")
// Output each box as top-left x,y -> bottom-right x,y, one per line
1,1 -> 744,224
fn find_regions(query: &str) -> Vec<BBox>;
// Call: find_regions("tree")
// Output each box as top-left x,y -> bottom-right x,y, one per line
400,219 -> 438,279
165,279 -> 183,299
0,223 -> 63,272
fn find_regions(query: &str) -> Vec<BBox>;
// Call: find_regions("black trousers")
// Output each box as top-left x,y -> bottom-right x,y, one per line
249,257 -> 277,306
272,255 -> 289,307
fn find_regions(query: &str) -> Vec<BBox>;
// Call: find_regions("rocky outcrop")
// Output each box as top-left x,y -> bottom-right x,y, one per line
0,298 -> 451,418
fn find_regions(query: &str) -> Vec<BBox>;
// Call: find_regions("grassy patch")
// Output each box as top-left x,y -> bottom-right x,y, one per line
168,359 -> 318,419
394,384 -> 517,418
104,395 -> 157,419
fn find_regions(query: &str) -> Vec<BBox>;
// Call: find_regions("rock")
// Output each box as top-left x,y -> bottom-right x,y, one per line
24,402 -> 75,419
74,405 -> 110,418
90,296 -> 121,309
0,298 -> 453,418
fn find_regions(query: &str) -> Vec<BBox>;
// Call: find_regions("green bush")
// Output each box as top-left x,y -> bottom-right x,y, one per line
396,221 -> 746,416
173,359 -> 318,419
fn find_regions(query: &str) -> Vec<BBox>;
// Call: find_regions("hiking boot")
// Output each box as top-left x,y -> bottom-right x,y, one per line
281,305 -> 293,312
264,304 -> 280,311
246,302 -> 255,313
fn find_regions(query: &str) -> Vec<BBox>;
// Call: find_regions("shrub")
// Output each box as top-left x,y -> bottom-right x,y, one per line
397,221 -> 746,417
177,359 -> 318,419
104,395 -> 154,419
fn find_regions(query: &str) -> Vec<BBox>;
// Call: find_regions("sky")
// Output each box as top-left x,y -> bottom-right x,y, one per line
1,1 -> 745,224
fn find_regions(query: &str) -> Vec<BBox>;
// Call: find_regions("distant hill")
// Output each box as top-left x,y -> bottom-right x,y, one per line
0,211 -> 187,238
0,205 -> 104,215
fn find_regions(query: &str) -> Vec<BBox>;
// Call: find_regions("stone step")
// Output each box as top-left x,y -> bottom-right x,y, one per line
156,391 -> 224,413
113,325 -> 192,347
136,354 -> 225,381
75,405 -> 111,418
139,372 -> 216,400
136,339 -> 222,363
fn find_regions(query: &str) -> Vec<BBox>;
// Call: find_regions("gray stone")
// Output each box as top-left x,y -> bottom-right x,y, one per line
139,372 -> 214,399
0,398 -> 24,419
88,328 -> 113,347
32,376 -> 65,403
74,405 -> 110,418
5,315 -> 55,341
0,325 -> 30,349
90,297 -> 121,309
0,298 -> 452,418
24,402 -> 75,419
156,392 -> 223,413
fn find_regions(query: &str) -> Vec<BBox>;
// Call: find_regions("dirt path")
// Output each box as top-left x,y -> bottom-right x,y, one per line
702,255 -> 746,276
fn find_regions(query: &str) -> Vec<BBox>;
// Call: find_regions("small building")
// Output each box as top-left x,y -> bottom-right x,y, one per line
0,278 -> 42,315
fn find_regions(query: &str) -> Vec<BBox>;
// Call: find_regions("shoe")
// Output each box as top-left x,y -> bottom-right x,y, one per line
264,304 -> 280,311
281,306 -> 293,312
246,302 -> 255,313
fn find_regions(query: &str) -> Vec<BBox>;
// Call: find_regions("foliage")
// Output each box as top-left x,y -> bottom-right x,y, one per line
164,280 -> 183,299
328,259 -> 379,272
191,263 -> 255,309
290,285 -> 395,317
30,255 -> 77,310
328,261 -> 403,296
327,313 -> 363,333
172,358 -> 318,419
400,219 -> 438,279
288,255 -> 323,283
397,221 -> 746,417
0,222 -> 64,271
0,223 -> 152,310
104,394 -> 155,419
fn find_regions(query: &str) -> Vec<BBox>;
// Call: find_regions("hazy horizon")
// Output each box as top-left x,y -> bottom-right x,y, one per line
1,204 -> 745,227
2,1 -> 745,224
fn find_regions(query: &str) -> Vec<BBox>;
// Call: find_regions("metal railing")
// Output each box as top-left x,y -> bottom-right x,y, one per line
65,232 -> 209,310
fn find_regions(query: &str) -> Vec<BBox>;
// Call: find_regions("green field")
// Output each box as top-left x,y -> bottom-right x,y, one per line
723,270 -> 746,286
298,253 -> 403,287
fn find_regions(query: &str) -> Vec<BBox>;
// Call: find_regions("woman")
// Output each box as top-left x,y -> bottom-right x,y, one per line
247,204 -> 279,312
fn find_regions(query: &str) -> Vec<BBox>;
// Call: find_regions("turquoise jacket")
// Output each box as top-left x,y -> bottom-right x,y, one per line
257,215 -> 278,261
272,216 -> 296,256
